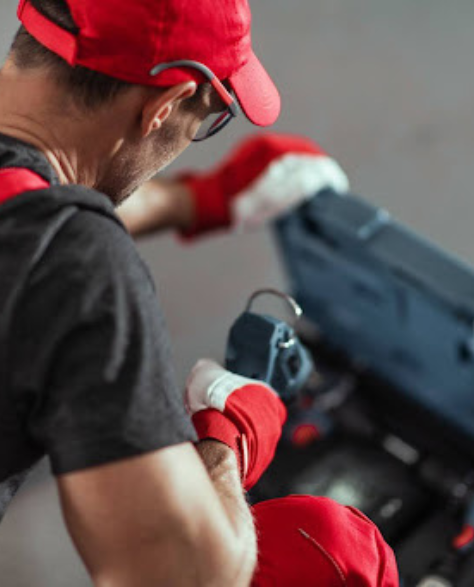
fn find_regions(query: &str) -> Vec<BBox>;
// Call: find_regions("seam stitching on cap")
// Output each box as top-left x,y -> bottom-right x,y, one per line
298,528 -> 347,586
151,0 -> 166,73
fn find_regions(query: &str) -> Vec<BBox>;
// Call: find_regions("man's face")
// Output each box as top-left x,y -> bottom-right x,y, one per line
96,85 -> 223,206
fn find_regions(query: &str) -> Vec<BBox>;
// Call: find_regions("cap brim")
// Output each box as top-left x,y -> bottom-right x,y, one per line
228,52 -> 281,127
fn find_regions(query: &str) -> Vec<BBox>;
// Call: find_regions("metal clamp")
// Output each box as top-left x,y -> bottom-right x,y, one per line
245,289 -> 303,349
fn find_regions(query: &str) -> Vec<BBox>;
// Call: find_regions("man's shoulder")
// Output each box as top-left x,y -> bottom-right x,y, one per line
29,185 -> 150,287
4,181 -> 133,263
49,184 -> 129,245
0,182 -> 152,300
0,181 -> 122,235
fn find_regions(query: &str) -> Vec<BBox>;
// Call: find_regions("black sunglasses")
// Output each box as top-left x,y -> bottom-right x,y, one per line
150,60 -> 239,142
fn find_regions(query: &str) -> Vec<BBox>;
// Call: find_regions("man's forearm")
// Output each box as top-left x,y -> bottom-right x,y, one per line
196,440 -> 257,586
118,178 -> 195,236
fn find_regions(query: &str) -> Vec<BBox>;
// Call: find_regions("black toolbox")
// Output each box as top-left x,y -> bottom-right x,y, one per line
252,190 -> 474,586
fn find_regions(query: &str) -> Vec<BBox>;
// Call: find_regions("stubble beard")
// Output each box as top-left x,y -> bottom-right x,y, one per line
96,122 -> 184,206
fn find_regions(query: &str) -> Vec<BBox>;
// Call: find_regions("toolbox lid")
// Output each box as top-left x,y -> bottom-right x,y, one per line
275,190 -> 474,444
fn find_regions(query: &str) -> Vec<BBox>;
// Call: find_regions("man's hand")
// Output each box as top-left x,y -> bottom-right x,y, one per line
118,133 -> 349,238
186,359 -> 287,490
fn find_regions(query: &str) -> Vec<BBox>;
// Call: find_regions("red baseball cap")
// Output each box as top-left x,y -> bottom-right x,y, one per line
17,0 -> 281,127
252,496 -> 399,586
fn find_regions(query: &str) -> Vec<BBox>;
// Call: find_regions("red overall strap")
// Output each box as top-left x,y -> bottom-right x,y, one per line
0,167 -> 50,205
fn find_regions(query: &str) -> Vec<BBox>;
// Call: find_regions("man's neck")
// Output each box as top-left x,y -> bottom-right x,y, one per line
0,118 -> 76,185
0,60 -> 119,189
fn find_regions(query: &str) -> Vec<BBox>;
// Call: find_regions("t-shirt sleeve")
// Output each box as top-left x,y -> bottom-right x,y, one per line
8,209 -> 197,475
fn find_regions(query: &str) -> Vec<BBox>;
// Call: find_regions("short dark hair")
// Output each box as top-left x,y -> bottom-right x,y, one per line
10,0 -> 209,112
10,0 -> 134,110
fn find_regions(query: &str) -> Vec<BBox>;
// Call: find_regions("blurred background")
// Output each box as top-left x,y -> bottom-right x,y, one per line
1,0 -> 474,584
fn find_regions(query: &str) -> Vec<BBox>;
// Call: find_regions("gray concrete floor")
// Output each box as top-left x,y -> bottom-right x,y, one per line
1,0 -> 474,584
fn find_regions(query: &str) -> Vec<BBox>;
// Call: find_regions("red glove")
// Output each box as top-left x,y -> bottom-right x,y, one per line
252,495 -> 399,586
186,359 -> 287,490
179,133 -> 349,237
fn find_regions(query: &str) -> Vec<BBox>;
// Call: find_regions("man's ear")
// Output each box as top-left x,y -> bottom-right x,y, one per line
141,82 -> 198,137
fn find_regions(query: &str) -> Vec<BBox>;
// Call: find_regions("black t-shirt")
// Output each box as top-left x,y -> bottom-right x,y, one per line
0,134 -> 196,520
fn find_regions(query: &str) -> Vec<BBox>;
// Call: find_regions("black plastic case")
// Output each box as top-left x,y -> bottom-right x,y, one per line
254,190 -> 474,586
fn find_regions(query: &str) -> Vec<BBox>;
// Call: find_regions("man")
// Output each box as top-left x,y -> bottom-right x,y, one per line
0,0 -> 398,585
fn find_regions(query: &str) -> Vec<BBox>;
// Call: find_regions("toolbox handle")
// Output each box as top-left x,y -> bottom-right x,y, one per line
246,288 -> 303,327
